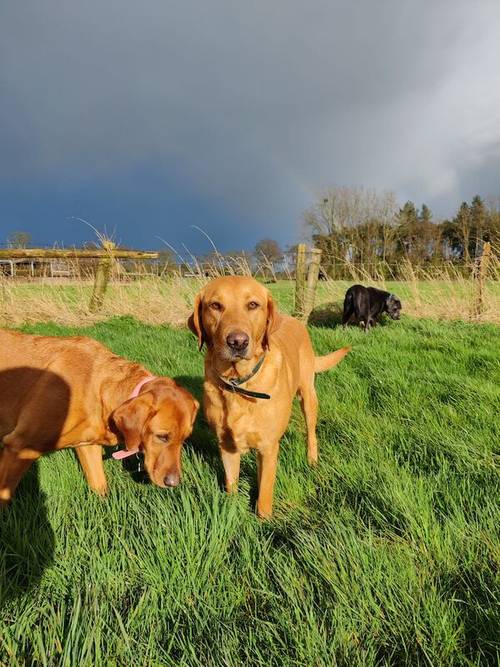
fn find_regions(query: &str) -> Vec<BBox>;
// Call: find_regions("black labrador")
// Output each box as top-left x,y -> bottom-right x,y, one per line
342,284 -> 402,331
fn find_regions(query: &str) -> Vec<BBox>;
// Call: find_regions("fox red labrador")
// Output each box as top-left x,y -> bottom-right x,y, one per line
189,276 -> 349,518
0,330 -> 198,504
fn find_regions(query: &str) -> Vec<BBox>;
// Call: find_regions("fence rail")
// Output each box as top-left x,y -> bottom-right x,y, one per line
0,249 -> 158,260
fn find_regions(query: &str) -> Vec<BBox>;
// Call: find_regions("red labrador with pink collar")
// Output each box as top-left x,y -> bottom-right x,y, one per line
0,329 -> 198,504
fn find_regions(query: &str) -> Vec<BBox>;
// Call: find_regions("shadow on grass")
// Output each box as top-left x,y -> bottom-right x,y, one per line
308,302 -> 344,328
444,567 -> 499,663
0,366 -> 68,616
0,463 -> 55,614
308,301 -> 394,329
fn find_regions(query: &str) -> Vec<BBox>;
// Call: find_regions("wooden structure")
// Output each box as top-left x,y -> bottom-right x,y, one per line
474,241 -> 491,317
0,246 -> 159,311
89,242 -> 116,312
0,249 -> 158,260
293,245 -> 322,322
294,244 -> 307,319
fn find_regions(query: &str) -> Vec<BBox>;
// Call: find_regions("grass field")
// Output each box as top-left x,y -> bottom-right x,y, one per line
1,296 -> 499,665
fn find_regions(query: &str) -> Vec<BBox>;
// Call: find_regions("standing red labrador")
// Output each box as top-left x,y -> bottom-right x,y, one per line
189,276 -> 349,518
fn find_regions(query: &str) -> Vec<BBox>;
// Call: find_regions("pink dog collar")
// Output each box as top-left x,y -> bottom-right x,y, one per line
112,375 -> 156,460
129,375 -> 156,399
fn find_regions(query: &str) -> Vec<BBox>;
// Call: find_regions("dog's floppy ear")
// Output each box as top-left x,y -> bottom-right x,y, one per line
387,294 -> 401,309
187,291 -> 206,351
110,394 -> 154,451
263,294 -> 282,350
190,398 -> 200,427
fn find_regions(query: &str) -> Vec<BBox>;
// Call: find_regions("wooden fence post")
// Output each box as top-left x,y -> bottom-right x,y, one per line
304,248 -> 322,321
474,241 -> 491,317
294,243 -> 307,320
89,241 -> 115,312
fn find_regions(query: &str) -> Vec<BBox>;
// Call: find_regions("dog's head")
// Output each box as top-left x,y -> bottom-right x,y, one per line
188,276 -> 282,361
386,293 -> 402,320
110,379 -> 199,487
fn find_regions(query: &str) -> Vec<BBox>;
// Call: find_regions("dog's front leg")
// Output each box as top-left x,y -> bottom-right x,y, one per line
76,444 -> 108,495
220,445 -> 241,494
256,444 -> 279,519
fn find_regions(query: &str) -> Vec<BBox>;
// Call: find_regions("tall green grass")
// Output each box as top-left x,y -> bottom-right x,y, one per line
1,313 -> 499,666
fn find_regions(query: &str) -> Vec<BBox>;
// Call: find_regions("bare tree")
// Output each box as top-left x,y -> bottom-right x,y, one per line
304,186 -> 398,275
304,186 -> 398,235
7,231 -> 32,248
254,239 -> 283,282
254,239 -> 282,262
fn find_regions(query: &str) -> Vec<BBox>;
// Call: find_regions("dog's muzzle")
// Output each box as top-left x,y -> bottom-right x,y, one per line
226,330 -> 249,356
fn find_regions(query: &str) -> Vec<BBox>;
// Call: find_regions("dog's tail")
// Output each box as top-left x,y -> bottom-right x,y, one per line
314,346 -> 351,373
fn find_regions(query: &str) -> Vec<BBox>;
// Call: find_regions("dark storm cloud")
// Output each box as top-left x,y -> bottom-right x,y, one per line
0,1 -> 499,248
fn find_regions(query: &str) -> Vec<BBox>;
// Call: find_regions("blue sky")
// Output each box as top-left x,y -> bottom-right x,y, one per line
1,1 -> 499,253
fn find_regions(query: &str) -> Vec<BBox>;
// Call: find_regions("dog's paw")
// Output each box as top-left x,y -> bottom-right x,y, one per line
307,453 -> 318,466
225,481 -> 239,495
91,483 -> 109,497
0,488 -> 12,505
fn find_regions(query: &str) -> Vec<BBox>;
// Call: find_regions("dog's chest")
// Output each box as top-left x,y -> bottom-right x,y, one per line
204,384 -> 267,453
225,397 -> 266,452
226,408 -> 262,453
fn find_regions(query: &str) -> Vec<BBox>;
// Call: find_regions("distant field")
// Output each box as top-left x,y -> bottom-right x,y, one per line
1,276 -> 499,326
1,314 -> 499,665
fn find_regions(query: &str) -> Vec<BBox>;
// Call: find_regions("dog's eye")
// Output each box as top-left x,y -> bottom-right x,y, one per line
156,433 -> 170,443
210,302 -> 223,311
247,301 -> 259,310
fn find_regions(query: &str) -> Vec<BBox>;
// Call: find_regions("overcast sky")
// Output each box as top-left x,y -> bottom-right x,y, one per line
1,1 -> 499,252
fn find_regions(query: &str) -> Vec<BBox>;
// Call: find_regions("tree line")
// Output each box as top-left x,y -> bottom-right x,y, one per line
304,187 -> 499,278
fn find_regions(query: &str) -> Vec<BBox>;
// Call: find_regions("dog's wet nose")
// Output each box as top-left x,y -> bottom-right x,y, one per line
226,331 -> 249,352
164,472 -> 180,487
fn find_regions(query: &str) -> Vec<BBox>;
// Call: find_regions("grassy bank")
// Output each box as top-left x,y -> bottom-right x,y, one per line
1,313 -> 499,665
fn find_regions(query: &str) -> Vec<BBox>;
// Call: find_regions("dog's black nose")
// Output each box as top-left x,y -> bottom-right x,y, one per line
226,331 -> 249,351
164,472 -> 180,487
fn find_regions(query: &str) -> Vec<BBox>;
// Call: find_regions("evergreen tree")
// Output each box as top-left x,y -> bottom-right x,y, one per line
470,195 -> 487,257
419,204 -> 432,224
396,202 -> 419,258
454,202 -> 472,262
398,201 -> 419,226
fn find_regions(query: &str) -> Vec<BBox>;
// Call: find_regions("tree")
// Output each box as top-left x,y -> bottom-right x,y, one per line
454,202 -> 472,263
419,204 -> 432,224
396,202 -> 418,258
416,204 -> 441,262
439,219 -> 462,259
470,195 -> 487,257
254,239 -> 282,262
254,239 -> 282,282
398,201 -> 419,226
158,249 -> 177,276
303,187 -> 398,275
7,231 -> 32,248
304,186 -> 397,235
